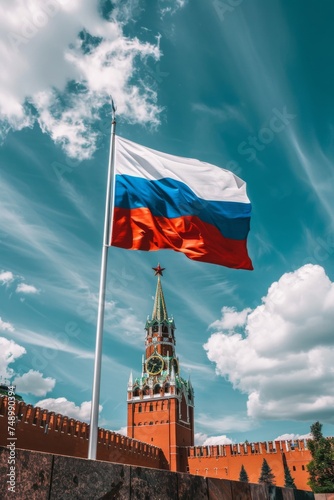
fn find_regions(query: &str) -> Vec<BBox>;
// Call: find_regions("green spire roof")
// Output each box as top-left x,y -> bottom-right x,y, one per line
152,275 -> 168,323
145,264 -> 175,329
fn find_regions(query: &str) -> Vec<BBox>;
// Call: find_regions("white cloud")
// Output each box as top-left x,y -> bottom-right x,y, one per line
0,271 -> 14,284
195,432 -> 209,445
35,397 -> 102,422
13,369 -> 55,396
8,327 -> 94,359
0,336 -> 26,379
274,432 -> 311,441
204,264 -> 334,423
159,0 -> 188,16
210,306 -> 251,331
203,435 -> 233,446
192,102 -> 247,126
114,426 -> 127,436
196,413 -> 254,433
0,0 -> 162,159
195,432 -> 233,446
16,283 -> 40,294
0,318 -> 14,333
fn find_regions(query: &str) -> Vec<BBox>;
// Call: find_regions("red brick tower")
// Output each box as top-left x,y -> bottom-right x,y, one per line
127,265 -> 194,472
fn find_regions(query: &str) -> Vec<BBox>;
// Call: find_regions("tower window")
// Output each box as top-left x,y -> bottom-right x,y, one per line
138,405 -> 142,413
149,404 -> 153,411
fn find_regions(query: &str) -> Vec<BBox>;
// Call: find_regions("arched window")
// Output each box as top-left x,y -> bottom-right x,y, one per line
143,386 -> 150,395
165,384 -> 170,394
133,387 -> 140,397
154,384 -> 160,394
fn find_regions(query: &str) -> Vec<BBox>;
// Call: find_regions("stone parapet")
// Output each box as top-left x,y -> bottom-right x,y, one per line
0,447 -> 316,499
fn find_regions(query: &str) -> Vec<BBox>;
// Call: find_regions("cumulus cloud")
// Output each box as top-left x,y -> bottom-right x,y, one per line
0,271 -> 14,284
195,432 -> 233,446
0,336 -> 26,379
16,283 -> 40,294
204,264 -> 334,423
0,0 -> 162,159
210,306 -> 251,331
0,332 -> 54,394
35,397 -> 102,422
274,432 -> 311,441
13,369 -> 55,396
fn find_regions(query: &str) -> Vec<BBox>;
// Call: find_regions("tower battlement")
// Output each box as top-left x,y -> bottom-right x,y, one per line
187,439 -> 309,459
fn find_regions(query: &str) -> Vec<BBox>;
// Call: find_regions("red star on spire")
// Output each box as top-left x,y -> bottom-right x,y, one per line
152,264 -> 165,276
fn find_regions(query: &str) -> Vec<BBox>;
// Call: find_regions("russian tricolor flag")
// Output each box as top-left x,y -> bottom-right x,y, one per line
111,136 -> 253,270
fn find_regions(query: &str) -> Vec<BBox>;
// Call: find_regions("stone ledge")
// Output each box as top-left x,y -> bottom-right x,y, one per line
0,447 -> 316,499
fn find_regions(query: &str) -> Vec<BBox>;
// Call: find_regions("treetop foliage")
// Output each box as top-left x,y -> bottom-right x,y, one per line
258,458 -> 276,485
239,464 -> 249,483
307,421 -> 334,493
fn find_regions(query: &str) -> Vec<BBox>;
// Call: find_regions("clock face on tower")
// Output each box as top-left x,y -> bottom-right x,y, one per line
146,355 -> 164,375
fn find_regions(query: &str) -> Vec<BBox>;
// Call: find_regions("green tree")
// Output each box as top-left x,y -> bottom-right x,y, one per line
307,421 -> 334,493
258,458 -> 276,485
239,464 -> 249,482
284,465 -> 296,489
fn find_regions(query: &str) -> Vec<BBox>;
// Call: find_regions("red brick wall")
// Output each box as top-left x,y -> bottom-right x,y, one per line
0,396 -> 166,469
187,441 -> 311,490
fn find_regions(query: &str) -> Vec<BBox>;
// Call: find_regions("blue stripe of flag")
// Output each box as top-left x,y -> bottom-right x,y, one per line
114,175 -> 251,241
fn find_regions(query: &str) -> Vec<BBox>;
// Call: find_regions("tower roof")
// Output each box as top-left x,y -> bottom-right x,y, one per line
152,275 -> 168,323
146,264 -> 175,328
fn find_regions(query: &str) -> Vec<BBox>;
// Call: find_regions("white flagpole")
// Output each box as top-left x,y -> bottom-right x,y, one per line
88,102 -> 116,460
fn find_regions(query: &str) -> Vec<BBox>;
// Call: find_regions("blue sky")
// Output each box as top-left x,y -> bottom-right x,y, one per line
1,0 -> 334,446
